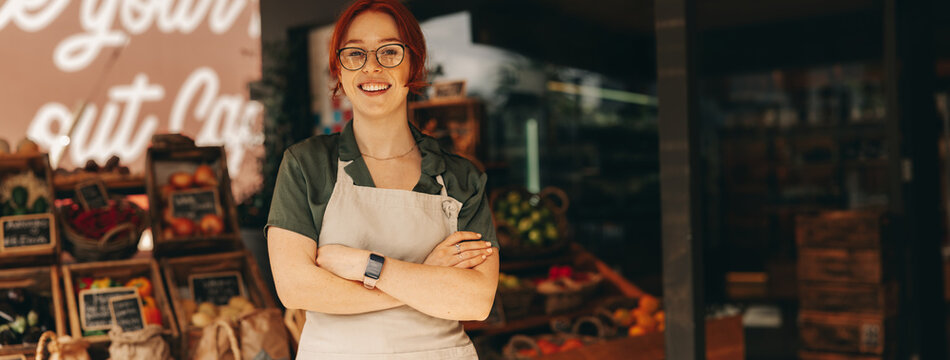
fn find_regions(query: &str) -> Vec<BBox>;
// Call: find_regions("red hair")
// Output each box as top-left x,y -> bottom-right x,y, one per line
329,0 -> 427,97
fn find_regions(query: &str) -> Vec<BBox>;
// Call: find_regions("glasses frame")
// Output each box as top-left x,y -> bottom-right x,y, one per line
337,43 -> 407,71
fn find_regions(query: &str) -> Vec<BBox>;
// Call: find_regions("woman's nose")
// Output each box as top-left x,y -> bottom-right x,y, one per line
362,52 -> 382,73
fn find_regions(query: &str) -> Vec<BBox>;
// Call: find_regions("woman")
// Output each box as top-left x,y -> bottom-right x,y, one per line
265,0 -> 499,358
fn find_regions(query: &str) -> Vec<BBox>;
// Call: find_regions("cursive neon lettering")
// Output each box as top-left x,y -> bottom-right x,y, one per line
0,0 -> 69,32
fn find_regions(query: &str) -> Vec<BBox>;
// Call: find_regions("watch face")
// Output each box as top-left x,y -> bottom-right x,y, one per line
365,257 -> 383,279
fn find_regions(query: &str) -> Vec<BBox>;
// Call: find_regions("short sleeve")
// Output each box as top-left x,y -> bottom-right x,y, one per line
457,171 -> 499,248
265,150 -> 319,242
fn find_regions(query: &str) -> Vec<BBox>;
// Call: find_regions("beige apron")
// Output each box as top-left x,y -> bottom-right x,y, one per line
296,159 -> 478,359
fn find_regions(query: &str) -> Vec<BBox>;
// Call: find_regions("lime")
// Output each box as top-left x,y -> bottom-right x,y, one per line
518,218 -> 533,232
527,229 -> 543,245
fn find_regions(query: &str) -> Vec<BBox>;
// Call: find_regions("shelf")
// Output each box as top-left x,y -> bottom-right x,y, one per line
54,175 -> 146,197
719,122 -> 887,140
463,302 -> 602,336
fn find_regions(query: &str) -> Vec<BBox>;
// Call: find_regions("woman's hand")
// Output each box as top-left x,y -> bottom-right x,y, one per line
423,231 -> 495,268
315,244 -> 370,281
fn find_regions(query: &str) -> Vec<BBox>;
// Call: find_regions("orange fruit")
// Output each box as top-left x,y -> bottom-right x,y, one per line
628,325 -> 648,337
613,308 -> 633,327
638,295 -> 660,314
559,339 -> 584,352
654,310 -> 665,324
634,311 -> 657,331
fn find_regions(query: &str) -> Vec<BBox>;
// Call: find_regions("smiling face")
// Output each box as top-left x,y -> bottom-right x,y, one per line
338,11 -> 411,120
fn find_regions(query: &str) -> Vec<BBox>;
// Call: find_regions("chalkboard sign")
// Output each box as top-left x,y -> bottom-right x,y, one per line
189,271 -> 245,306
110,294 -> 146,332
169,188 -> 221,223
0,213 -> 54,252
79,287 -> 137,331
76,179 -> 109,210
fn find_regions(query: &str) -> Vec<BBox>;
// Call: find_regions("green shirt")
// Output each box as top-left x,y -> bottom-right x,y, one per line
265,121 -> 498,248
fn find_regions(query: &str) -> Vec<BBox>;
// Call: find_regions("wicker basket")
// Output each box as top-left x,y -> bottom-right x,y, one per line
58,199 -> 146,262
502,317 -> 607,359
536,273 -> 603,314
497,284 -> 537,320
490,186 -> 570,259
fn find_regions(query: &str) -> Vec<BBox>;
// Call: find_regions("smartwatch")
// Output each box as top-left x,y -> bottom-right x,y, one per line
363,253 -> 385,289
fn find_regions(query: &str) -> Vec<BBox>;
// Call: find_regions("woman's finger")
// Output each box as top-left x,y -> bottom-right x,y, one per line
454,252 -> 491,269
452,248 -> 494,268
457,241 -> 493,253
441,231 -> 482,247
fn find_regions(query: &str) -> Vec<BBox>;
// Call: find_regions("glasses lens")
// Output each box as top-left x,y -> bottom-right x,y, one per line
339,48 -> 366,70
377,44 -> 404,68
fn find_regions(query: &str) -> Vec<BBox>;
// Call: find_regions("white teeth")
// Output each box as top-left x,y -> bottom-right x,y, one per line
360,83 -> 390,92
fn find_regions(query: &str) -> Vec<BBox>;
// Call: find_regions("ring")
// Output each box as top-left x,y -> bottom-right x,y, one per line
455,243 -> 461,254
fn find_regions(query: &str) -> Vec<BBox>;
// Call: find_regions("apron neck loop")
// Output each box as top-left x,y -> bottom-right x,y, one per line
435,175 -> 448,197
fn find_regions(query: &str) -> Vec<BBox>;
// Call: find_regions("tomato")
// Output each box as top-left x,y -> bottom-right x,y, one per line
125,277 -> 153,297
143,305 -> 162,326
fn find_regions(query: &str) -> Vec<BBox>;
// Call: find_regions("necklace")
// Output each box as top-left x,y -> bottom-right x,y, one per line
361,143 -> 417,161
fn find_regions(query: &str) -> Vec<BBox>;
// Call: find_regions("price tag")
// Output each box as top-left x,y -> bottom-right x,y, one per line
169,188 -> 221,223
0,213 -> 54,253
110,294 -> 146,332
79,287 -> 137,331
76,179 -> 109,210
189,271 -> 245,306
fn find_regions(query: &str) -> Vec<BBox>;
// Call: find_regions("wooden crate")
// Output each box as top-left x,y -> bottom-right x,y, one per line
795,211 -> 882,250
798,249 -> 881,284
145,144 -> 242,256
799,282 -> 896,316
0,266 -> 66,358
161,250 -> 278,358
799,311 -> 888,355
0,154 -> 59,267
531,315 -> 744,360
62,258 -> 179,345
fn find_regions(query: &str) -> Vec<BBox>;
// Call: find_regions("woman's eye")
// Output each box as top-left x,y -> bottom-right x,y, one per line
344,50 -> 365,58
380,49 -> 398,56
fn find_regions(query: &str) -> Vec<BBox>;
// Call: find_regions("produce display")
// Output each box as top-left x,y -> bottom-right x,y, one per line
182,296 -> 256,328
159,164 -> 225,239
53,155 -> 134,187
75,276 -> 162,336
60,200 -> 142,240
0,138 -> 40,156
0,171 -> 51,217
0,289 -> 55,346
535,265 -> 600,293
516,337 -> 587,357
498,273 -> 533,291
492,190 -> 560,247
608,295 -> 665,336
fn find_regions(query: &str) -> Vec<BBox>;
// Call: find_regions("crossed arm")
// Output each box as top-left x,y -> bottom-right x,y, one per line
267,227 -> 499,321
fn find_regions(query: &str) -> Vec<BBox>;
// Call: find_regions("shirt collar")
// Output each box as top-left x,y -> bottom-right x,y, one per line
338,120 -> 446,176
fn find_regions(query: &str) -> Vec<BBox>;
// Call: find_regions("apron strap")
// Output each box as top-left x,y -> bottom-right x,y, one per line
436,175 -> 448,197
337,159 -> 354,184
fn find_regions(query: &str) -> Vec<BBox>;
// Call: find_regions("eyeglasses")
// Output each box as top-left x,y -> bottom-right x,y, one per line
337,43 -> 406,71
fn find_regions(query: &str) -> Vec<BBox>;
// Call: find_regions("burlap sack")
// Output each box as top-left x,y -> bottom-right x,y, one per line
35,331 -> 91,360
107,324 -> 172,360
238,309 -> 290,360
194,320 -> 241,360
